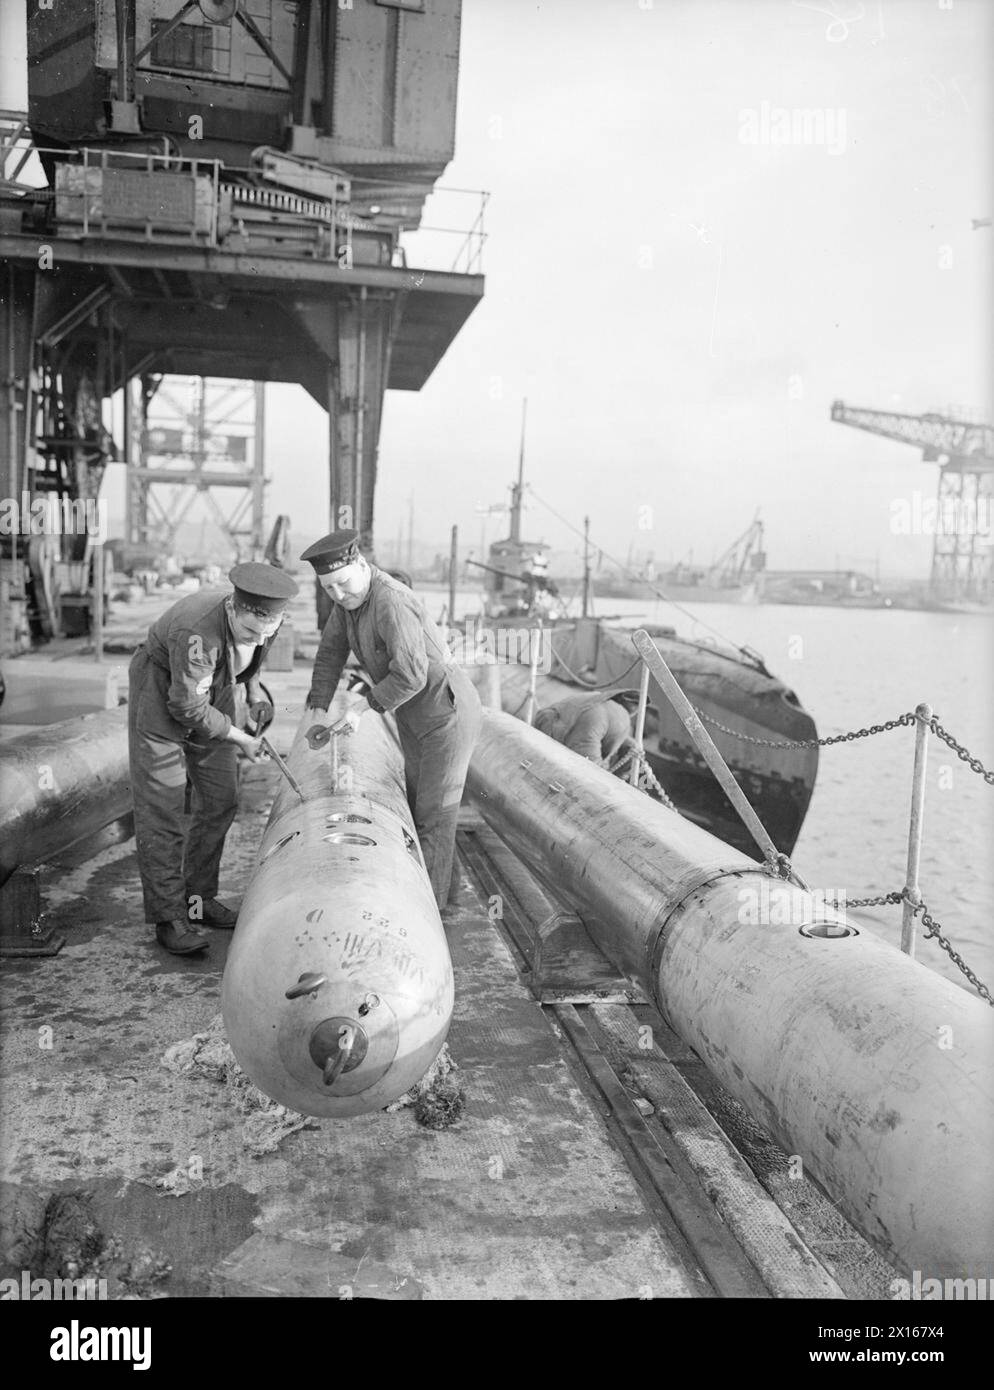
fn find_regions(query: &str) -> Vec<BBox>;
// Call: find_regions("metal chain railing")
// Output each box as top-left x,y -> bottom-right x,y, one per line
539,632 -> 992,995
847,889 -> 993,1005
700,697 -> 991,997
695,708 -> 917,749
689,687 -> 993,991
696,706 -> 994,786
608,745 -> 679,811
928,718 -> 994,785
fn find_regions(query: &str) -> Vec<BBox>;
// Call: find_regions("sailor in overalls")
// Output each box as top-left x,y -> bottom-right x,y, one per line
534,689 -> 641,766
128,562 -> 298,955
302,530 -> 482,911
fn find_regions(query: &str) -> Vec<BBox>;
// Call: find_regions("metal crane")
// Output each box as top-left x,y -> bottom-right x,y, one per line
709,513 -> 766,585
830,400 -> 994,606
1,1 -> 483,653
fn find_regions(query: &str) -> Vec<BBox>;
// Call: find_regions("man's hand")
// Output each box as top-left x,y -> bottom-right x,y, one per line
605,738 -> 638,774
329,697 -> 369,737
227,727 -> 266,762
303,699 -> 332,750
246,699 -> 275,735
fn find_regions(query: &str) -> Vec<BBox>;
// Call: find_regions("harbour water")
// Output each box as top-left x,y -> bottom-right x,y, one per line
430,586 -> 994,998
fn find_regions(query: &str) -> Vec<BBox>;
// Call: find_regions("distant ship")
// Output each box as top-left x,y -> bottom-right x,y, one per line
593,571 -> 760,604
593,517 -> 766,604
758,569 -> 891,608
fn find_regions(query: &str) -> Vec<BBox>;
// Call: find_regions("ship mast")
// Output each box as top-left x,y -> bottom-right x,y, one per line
582,514 -> 592,617
509,398 -> 527,542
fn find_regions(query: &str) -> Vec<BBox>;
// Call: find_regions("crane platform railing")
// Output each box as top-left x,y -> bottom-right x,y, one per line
2,140 -> 488,275
398,185 -> 489,276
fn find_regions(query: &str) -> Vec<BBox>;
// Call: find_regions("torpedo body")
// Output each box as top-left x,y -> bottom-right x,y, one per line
467,708 -> 994,1281
0,708 -> 130,884
221,703 -> 454,1118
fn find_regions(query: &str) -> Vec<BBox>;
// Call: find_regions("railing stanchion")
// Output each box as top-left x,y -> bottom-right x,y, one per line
524,620 -> 543,727
901,703 -> 932,957
629,662 -> 651,787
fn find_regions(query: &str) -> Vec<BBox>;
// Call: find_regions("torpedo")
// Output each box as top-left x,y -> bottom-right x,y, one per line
0,708 -> 130,885
221,703 -> 454,1118
466,707 -> 994,1281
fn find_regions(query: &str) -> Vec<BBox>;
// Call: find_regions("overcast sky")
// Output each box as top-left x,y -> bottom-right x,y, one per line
286,0 -> 993,575
4,0 -> 991,576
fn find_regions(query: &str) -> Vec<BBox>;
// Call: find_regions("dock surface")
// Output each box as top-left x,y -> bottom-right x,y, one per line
0,637 -> 899,1299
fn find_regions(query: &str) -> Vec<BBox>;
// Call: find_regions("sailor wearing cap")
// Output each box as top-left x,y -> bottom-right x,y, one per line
301,529 -> 482,910
128,562 -> 299,955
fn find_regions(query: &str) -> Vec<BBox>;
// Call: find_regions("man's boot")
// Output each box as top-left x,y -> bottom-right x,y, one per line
156,919 -> 210,955
188,897 -> 238,929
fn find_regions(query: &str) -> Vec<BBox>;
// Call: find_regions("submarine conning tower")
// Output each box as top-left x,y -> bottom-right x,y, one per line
1,0 -> 483,650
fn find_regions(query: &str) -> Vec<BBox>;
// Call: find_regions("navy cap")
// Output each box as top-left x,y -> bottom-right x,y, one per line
228,562 -> 298,615
300,529 -> 362,575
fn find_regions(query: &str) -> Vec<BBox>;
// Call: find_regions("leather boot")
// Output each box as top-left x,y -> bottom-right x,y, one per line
156,919 -> 210,955
189,897 -> 238,929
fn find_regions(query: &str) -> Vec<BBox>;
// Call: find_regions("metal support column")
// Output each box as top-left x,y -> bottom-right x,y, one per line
1,263 -> 35,502
327,358 -> 345,531
931,466 -> 993,605
253,381 -> 266,556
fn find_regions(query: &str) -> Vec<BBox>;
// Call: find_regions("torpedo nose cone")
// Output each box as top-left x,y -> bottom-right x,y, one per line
309,1017 -> 369,1086
274,980 -> 401,1107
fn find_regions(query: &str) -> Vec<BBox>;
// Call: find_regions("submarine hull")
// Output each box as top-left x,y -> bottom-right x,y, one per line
490,616 -> 818,859
222,705 -> 454,1119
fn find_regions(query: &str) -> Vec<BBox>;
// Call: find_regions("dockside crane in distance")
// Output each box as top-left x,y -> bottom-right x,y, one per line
708,514 -> 766,586
830,401 -> 994,607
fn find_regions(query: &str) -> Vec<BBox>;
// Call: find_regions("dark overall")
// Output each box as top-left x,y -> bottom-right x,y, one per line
128,589 -> 273,924
393,663 -> 482,909
309,567 -> 482,908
